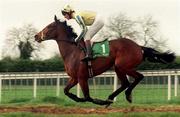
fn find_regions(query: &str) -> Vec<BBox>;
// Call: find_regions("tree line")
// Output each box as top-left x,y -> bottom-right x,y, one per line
0,56 -> 179,72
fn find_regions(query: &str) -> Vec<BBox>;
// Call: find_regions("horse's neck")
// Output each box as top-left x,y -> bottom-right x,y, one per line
56,40 -> 80,62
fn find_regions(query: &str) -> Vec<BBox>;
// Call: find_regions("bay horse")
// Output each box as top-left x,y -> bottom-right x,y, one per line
34,16 -> 175,106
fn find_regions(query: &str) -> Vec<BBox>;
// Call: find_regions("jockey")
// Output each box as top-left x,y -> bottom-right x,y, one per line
61,4 -> 104,61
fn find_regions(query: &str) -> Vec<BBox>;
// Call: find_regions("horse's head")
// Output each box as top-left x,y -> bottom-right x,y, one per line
34,15 -> 77,43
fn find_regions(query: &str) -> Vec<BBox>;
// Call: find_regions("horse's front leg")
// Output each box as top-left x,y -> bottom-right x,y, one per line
78,78 -> 112,105
64,77 -> 86,102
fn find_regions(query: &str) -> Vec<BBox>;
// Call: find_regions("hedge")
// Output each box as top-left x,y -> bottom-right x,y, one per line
0,57 -> 64,72
0,56 -> 180,72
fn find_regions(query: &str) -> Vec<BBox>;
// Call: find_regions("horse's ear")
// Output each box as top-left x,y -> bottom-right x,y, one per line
63,20 -> 67,25
54,15 -> 58,23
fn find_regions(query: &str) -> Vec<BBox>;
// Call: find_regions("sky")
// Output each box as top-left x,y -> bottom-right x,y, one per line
0,0 -> 179,59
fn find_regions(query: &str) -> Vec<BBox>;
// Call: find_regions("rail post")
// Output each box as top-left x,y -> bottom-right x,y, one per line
174,75 -> 178,97
56,77 -> 60,97
33,78 -> 37,98
77,83 -> 80,98
113,75 -> 118,101
168,75 -> 171,100
0,76 -> 2,103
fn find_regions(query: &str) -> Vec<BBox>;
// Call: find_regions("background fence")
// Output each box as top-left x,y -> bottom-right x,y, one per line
0,69 -> 180,104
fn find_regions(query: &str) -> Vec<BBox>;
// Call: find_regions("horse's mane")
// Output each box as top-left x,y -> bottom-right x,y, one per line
58,20 -> 78,40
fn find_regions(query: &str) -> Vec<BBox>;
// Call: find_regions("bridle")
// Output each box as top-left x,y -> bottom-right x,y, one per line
40,31 -> 45,41
40,30 -> 77,44
38,21 -> 85,52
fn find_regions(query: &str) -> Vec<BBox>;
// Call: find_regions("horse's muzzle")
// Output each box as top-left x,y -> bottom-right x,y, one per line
34,34 -> 42,43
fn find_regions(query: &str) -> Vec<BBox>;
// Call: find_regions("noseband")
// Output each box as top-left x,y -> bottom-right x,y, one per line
40,31 -> 45,41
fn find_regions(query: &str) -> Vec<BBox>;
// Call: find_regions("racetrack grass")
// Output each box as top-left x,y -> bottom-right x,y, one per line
1,84 -> 179,105
1,112 -> 180,117
0,96 -> 180,117
0,84 -> 180,117
1,95 -> 180,110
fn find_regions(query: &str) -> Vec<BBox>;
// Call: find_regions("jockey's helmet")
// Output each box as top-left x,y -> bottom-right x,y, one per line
61,4 -> 74,16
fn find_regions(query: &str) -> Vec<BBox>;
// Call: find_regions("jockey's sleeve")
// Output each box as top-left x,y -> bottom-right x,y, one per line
75,15 -> 87,41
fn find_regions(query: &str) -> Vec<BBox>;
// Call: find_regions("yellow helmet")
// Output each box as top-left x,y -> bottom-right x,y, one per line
62,4 -> 74,13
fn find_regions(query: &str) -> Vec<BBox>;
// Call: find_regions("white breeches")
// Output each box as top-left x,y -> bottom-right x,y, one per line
84,14 -> 104,41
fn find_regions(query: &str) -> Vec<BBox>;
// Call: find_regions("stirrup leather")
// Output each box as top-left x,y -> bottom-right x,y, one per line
82,40 -> 93,61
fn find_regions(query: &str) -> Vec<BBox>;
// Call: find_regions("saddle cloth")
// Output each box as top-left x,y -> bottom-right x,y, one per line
92,39 -> 110,58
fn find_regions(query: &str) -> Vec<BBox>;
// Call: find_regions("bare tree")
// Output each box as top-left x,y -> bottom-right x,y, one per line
99,13 -> 167,50
136,15 -> 167,50
98,13 -> 138,40
2,24 -> 42,59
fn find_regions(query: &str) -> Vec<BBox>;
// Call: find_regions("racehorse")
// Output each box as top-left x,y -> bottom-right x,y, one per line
34,16 -> 175,106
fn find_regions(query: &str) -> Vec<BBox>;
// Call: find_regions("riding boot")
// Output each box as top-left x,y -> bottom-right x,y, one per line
82,40 -> 93,61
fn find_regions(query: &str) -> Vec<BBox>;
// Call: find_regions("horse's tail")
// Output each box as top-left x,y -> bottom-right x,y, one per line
141,46 -> 175,64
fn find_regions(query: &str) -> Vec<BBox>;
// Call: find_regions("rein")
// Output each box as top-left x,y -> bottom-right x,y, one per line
56,37 -> 86,53
39,22 -> 85,52
57,38 -> 77,44
40,31 -> 76,44
55,36 -> 86,52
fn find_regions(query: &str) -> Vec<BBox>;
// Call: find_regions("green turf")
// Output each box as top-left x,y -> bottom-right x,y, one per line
1,112 -> 180,117
0,96 -> 180,117
1,84 -> 179,105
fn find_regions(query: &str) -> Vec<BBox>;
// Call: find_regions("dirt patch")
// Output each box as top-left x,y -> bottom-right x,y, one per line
0,105 -> 180,114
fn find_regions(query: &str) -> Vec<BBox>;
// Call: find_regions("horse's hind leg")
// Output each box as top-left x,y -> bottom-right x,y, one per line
107,67 -> 130,103
64,77 -> 86,102
125,70 -> 144,103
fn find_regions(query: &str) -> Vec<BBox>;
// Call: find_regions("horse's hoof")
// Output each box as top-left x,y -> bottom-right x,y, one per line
92,98 -> 113,105
125,91 -> 132,103
105,104 -> 111,108
126,94 -> 132,103
104,99 -> 113,108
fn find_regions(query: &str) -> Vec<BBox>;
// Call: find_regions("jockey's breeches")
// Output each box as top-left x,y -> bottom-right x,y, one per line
84,14 -> 104,41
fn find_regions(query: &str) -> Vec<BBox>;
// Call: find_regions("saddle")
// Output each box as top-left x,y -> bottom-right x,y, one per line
78,39 -> 110,59
77,39 -> 110,78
